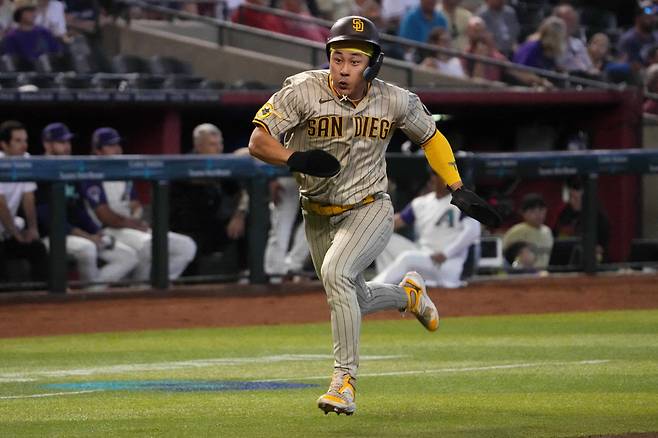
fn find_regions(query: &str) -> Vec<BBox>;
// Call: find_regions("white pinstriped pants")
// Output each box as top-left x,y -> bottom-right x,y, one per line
303,194 -> 408,378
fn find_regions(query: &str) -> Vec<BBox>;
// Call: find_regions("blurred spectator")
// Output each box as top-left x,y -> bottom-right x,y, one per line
512,16 -> 566,87
420,27 -> 467,78
0,0 -> 15,35
64,0 -> 100,36
618,6 -> 658,72
0,120 -> 48,284
381,0 -> 417,31
502,193 -> 553,270
232,0 -> 286,35
373,172 -> 481,288
169,123 -> 248,276
587,32 -> 633,84
552,4 -> 595,75
35,0 -> 67,39
80,127 -> 197,281
552,177 -> 609,262
278,0 -> 327,42
475,0 -> 520,58
463,15 -> 507,81
398,0 -> 447,45
587,32 -> 610,74
36,123 -> 139,290
1,0 -> 61,62
644,63 -> 658,114
437,0 -> 472,51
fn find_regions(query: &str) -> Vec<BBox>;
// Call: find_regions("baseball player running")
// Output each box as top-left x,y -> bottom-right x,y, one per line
248,16 -> 500,415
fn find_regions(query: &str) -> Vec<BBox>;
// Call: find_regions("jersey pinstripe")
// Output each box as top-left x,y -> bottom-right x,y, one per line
253,70 -> 436,205
253,69 -> 437,382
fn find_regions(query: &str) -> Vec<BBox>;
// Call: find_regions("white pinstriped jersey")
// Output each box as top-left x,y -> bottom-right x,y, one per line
253,70 -> 436,205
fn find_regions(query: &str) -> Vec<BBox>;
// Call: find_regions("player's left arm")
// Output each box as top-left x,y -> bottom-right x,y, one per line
398,94 -> 500,227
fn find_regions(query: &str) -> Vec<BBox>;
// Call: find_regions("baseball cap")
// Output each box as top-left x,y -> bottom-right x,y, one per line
42,123 -> 74,142
92,127 -> 122,149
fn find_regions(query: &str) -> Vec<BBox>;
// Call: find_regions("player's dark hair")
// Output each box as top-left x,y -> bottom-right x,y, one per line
0,120 -> 26,144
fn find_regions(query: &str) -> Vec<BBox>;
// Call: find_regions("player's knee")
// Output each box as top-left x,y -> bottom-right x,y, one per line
76,241 -> 98,262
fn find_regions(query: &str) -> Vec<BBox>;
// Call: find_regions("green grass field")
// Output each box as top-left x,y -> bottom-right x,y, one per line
1,310 -> 657,437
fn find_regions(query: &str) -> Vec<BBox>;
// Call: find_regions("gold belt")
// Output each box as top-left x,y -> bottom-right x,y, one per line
302,194 -> 380,216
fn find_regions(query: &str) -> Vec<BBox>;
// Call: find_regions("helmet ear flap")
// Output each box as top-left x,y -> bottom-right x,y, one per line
363,51 -> 384,82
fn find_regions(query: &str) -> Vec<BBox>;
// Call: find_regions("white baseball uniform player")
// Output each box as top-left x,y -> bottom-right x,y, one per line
374,179 -> 481,288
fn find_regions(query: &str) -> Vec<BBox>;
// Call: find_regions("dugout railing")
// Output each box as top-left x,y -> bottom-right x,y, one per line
1,149 -> 657,294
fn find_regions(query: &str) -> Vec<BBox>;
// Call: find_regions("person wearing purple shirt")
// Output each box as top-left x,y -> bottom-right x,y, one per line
618,6 -> 658,72
36,123 -> 138,290
512,16 -> 566,86
1,2 -> 60,62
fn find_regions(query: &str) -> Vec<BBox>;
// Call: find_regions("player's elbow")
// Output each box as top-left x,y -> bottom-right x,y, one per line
248,128 -> 267,160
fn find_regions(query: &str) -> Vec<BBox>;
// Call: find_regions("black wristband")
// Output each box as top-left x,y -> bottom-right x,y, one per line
287,150 -> 341,177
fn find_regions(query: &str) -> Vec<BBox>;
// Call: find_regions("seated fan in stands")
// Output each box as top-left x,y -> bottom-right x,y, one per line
1,0 -> 60,65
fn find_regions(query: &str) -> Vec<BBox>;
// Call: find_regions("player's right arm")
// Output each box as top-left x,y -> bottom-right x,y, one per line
248,127 -> 293,166
249,80 -> 340,178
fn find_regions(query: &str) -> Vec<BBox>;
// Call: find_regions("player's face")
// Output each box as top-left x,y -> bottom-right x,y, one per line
329,50 -> 369,100
45,140 -> 71,156
1,129 -> 28,156
97,144 -> 123,156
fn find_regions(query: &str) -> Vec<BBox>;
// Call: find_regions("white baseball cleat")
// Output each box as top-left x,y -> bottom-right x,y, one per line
400,271 -> 439,331
317,370 -> 356,416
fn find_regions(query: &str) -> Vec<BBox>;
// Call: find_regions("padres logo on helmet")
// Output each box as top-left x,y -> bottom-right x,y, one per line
352,18 -> 364,32
326,15 -> 385,82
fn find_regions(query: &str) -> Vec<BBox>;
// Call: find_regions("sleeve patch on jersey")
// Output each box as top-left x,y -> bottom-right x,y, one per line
255,103 -> 282,121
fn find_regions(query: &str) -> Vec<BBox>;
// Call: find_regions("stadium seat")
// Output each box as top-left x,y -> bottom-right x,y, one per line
201,79 -> 226,90
149,55 -> 195,76
91,73 -> 131,90
1,54 -> 35,73
165,75 -> 204,90
0,73 -> 20,89
19,73 -> 57,89
131,75 -> 167,90
57,73 -> 92,89
112,54 -> 151,74
35,53 -> 75,74
230,80 -> 270,90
